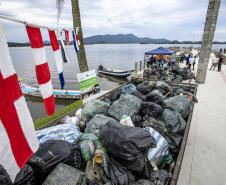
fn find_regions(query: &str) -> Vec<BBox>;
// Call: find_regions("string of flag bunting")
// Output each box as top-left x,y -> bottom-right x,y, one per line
0,15 -> 83,181
0,15 -> 98,182
0,15 -> 81,115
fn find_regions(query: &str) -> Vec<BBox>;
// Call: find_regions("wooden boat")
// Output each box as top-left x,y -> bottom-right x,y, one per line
97,66 -> 134,78
20,83 -> 99,100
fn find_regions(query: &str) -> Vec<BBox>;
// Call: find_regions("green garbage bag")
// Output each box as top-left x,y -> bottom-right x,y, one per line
78,133 -> 102,161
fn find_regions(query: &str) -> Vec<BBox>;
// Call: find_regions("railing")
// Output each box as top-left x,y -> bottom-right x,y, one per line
134,61 -> 148,73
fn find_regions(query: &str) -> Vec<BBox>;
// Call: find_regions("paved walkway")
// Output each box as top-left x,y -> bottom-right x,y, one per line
178,63 -> 226,185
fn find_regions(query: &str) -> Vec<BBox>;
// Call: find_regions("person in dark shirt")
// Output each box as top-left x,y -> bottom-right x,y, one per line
217,49 -> 224,72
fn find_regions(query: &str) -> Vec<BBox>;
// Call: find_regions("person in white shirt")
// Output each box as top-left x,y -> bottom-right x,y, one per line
209,56 -> 219,71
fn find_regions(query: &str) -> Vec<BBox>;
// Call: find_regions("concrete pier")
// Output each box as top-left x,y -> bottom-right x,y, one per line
178,61 -> 226,185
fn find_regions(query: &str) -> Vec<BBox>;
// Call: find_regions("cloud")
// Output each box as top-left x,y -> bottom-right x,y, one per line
0,0 -> 225,41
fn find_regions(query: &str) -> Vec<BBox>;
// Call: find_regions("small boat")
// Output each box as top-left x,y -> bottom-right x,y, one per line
20,84 -> 99,100
97,65 -> 134,78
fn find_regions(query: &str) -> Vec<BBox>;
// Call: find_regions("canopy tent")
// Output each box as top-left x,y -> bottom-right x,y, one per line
145,47 -> 174,55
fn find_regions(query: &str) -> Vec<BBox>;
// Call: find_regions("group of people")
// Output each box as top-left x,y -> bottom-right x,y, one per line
147,56 -> 176,68
180,53 -> 197,72
180,53 -> 198,71
209,49 -> 224,72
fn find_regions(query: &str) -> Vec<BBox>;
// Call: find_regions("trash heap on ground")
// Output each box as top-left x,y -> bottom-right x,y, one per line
133,64 -> 196,83
1,81 -> 197,185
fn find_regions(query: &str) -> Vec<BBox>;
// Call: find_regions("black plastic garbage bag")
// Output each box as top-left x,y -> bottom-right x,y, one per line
150,170 -> 170,185
100,121 -> 156,173
121,84 -> 137,94
147,89 -> 164,99
137,81 -> 153,94
14,165 -> 35,185
132,160 -> 152,180
130,179 -> 154,185
175,88 -> 198,102
86,180 -> 99,185
81,100 -> 110,122
140,102 -> 163,118
131,115 -> 142,127
164,96 -> 192,119
154,81 -> 173,95
159,69 -> 168,77
173,75 -> 183,83
143,69 -> 160,81
110,89 -> 122,101
109,158 -> 135,185
85,114 -> 118,137
28,140 -> 84,183
108,94 -> 142,120
0,165 -> 12,185
145,90 -> 165,107
131,76 -> 143,85
185,71 -> 196,80
160,109 -> 186,133
142,116 -> 182,153
132,91 -> 146,101
173,67 -> 185,77
42,163 -> 86,185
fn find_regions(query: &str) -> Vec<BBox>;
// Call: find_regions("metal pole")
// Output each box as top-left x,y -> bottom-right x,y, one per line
135,62 -> 138,74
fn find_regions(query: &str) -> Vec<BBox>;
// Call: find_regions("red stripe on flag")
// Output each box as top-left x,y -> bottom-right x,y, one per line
48,30 -> 59,51
65,30 -> 69,44
36,63 -> 51,85
0,72 -> 33,168
43,95 -> 55,115
26,25 -> 44,48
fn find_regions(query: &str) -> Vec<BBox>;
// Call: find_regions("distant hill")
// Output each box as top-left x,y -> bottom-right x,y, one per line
7,34 -> 226,47
84,34 -> 172,44
84,34 -> 226,44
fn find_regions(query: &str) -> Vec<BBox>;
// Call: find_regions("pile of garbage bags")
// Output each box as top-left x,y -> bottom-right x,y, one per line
137,65 -> 196,83
0,80 -> 197,185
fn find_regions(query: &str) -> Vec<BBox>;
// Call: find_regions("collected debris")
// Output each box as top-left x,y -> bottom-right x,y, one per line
85,114 -> 118,137
108,94 -> 142,120
42,163 -> 86,185
140,65 -> 196,83
100,121 -> 156,173
146,127 -> 169,166
81,100 -> 110,122
36,123 -> 81,144
8,80 -> 197,185
164,96 -> 192,119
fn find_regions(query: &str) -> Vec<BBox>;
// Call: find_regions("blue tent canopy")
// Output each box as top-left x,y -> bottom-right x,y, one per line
145,47 -> 174,55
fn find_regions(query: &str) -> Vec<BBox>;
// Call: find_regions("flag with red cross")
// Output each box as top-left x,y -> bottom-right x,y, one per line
0,23 -> 39,181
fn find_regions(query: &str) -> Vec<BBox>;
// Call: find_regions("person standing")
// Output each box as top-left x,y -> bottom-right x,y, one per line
187,55 -> 192,72
192,55 -> 196,71
185,53 -> 190,66
217,49 -> 224,72
180,53 -> 185,63
209,56 -> 219,70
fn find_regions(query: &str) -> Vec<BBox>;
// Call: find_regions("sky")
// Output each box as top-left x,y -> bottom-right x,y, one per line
0,0 -> 225,42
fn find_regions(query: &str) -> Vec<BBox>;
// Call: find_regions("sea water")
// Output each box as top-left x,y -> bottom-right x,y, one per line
9,44 -> 226,120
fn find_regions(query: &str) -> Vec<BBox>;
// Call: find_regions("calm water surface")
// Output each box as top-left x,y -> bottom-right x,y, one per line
10,44 -> 226,120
